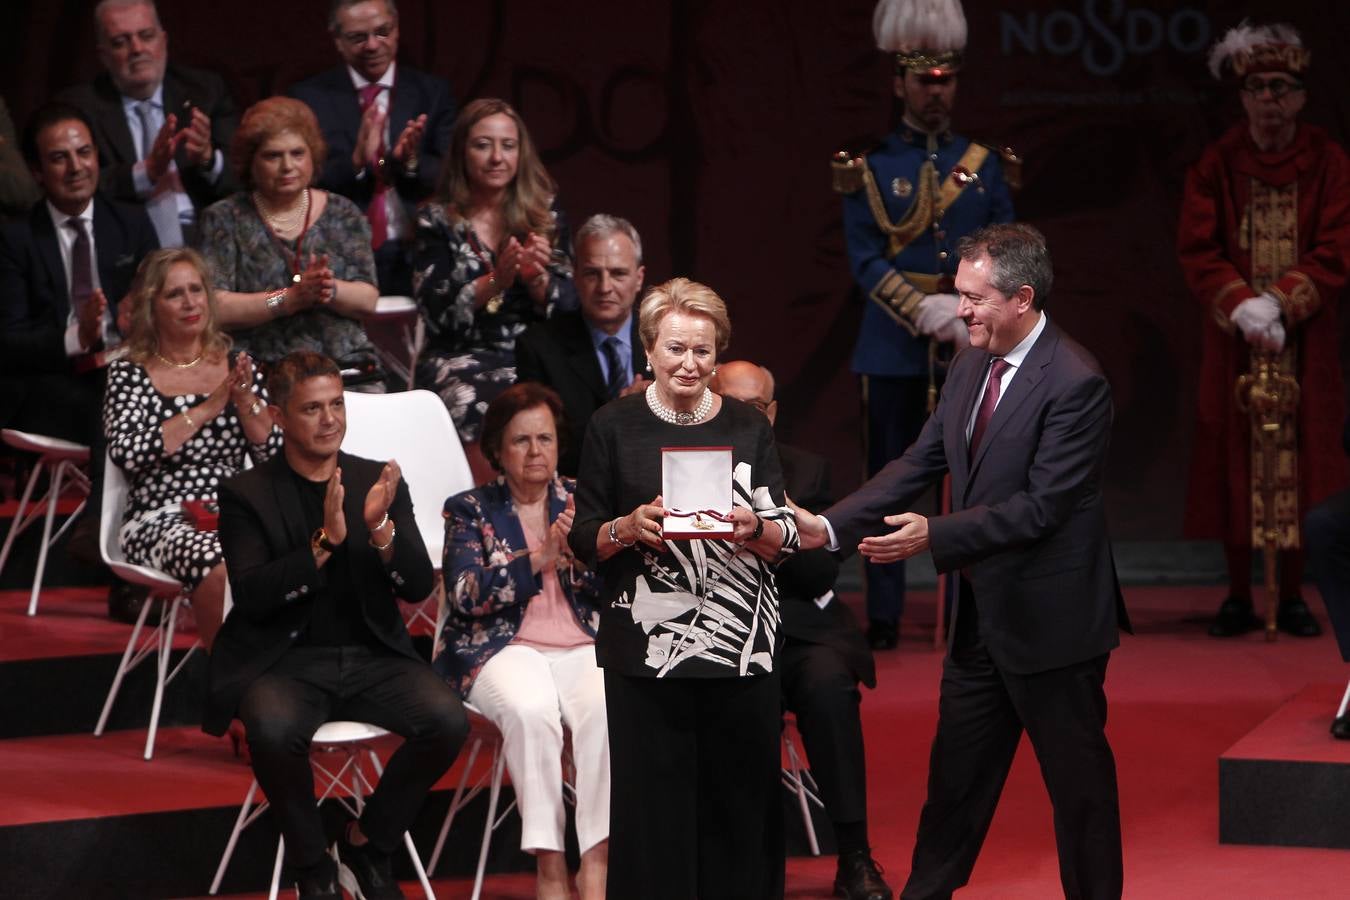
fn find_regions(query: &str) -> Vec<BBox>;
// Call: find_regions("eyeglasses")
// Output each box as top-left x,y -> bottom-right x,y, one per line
339,23 -> 395,47
1242,76 -> 1304,98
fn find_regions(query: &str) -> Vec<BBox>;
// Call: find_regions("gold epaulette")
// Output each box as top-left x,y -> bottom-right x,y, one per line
831,151 -> 866,194
979,143 -> 1024,192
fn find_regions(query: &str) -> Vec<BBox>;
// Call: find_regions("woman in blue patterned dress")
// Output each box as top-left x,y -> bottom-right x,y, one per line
198,97 -> 385,389
104,248 -> 281,650
413,98 -> 576,482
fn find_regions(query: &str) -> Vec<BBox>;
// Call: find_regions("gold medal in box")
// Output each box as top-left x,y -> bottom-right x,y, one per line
661,446 -> 735,539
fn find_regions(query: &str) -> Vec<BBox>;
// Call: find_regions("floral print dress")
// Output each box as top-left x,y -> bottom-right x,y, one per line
197,192 -> 384,381
411,203 -> 576,442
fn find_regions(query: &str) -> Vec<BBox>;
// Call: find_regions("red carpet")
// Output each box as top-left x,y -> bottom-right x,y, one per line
9,584 -> 1350,898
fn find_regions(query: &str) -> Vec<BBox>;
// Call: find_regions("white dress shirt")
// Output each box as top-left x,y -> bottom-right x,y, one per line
47,200 -> 111,355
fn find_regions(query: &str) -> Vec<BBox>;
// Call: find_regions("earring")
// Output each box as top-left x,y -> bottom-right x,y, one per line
645,362 -> 653,374
712,367 -> 718,375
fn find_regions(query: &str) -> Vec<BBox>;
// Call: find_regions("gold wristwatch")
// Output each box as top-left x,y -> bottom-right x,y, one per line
311,527 -> 338,554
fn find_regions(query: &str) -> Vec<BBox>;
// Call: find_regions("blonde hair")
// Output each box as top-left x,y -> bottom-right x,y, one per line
638,277 -> 732,355
230,97 -> 328,191
124,248 -> 232,364
435,98 -> 556,240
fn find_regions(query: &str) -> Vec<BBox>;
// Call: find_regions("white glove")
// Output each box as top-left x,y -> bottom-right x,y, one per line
935,317 -> 970,349
1260,320 -> 1286,353
1230,293 -> 1281,345
914,293 -> 960,338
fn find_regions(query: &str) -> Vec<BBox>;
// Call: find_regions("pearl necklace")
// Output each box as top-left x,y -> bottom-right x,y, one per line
254,188 -> 310,234
646,384 -> 712,425
154,350 -> 205,369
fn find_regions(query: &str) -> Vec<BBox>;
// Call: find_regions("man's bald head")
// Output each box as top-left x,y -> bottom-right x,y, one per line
711,360 -> 777,425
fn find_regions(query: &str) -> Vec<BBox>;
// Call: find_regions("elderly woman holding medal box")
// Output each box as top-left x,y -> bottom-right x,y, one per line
197,97 -> 385,387
570,277 -> 798,899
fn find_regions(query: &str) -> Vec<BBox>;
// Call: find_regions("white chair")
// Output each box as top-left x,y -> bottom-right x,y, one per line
0,429 -> 92,616
341,389 -> 474,633
209,720 -> 437,900
365,295 -> 425,391
781,713 -> 825,856
425,704 -> 577,900
93,451 -> 201,761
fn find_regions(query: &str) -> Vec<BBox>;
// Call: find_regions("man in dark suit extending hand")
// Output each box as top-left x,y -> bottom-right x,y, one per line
288,0 -> 456,296
515,213 -> 650,476
798,223 -> 1129,900
212,351 -> 467,900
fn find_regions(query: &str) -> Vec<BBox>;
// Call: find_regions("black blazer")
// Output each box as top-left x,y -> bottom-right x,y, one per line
58,65 -> 240,211
826,319 -> 1130,675
206,452 -> 434,735
288,64 -> 456,214
514,311 -> 648,477
776,443 -> 876,688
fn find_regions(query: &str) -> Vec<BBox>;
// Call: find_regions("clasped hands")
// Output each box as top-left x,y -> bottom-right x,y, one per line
146,109 -> 217,183
286,254 -> 337,310
493,233 -> 553,296
321,460 -> 402,548
791,496 -> 930,563
1231,293 -> 1286,353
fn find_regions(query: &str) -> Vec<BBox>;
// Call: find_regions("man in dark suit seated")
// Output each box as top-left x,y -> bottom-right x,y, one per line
288,0 -> 456,296
0,102 -> 157,444
59,0 -> 237,248
798,224 -> 1130,899
712,360 -> 892,900
211,351 -> 468,900
515,213 -> 650,477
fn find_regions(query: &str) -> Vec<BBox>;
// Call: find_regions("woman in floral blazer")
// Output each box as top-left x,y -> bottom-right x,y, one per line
432,383 -> 608,898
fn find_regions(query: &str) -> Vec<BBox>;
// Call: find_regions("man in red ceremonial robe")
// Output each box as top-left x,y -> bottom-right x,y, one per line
1178,21 -> 1350,637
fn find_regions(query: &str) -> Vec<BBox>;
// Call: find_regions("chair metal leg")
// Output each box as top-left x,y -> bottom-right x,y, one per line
95,589 -> 156,736
267,835 -> 285,900
471,748 -> 507,900
429,735 -> 483,875
0,454 -> 43,579
784,734 -> 821,856
210,779 -> 262,895
144,595 -> 184,760
28,459 -> 70,616
1337,678 -> 1350,719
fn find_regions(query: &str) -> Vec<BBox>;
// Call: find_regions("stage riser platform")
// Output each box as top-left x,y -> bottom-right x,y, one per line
1218,684 -> 1350,850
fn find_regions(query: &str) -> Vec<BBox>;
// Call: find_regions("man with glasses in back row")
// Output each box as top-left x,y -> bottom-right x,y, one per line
1178,22 -> 1350,639
289,0 -> 456,297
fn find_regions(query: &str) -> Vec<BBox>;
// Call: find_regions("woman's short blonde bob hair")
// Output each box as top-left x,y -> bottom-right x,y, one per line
638,277 -> 732,355
230,96 -> 327,192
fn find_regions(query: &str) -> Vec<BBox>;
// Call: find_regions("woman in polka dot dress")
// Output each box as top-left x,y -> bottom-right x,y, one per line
104,248 -> 281,650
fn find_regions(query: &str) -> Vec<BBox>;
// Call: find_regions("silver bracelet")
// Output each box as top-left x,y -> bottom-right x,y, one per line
370,518 -> 395,551
608,518 -> 636,548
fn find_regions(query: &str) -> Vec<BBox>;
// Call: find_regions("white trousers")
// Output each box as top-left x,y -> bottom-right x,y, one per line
468,643 -> 610,854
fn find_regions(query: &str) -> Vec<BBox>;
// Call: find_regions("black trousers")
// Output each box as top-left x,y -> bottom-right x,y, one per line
604,670 -> 784,900
901,588 -> 1122,900
862,375 -> 929,624
779,639 -> 867,826
236,645 -> 468,870
1307,488 -> 1350,661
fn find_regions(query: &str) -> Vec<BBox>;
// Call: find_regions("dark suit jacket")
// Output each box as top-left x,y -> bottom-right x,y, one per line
58,65 -> 239,212
288,64 -> 455,214
514,311 -> 648,477
0,196 -> 157,424
206,452 -> 434,735
777,443 -> 876,688
826,319 -> 1130,675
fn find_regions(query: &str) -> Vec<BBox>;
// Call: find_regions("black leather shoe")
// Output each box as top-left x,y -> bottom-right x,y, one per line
294,855 -> 341,900
338,829 -> 404,900
1332,716 -> 1350,740
1207,597 -> 1260,637
834,848 -> 893,900
867,619 -> 899,651
1277,597 -> 1322,637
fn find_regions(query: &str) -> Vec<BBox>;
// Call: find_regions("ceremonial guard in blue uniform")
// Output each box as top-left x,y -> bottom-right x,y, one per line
834,0 -> 1017,649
